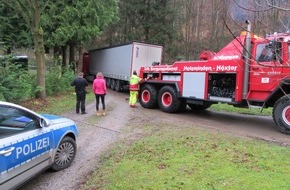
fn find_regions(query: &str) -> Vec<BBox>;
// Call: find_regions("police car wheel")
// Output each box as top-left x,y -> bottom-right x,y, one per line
51,136 -> 77,171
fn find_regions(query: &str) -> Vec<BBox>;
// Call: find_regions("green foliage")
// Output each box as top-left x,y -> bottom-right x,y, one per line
0,4 -> 33,50
0,57 -> 34,102
43,0 -> 118,48
96,0 -> 181,62
103,0 -> 177,45
46,65 -> 75,96
0,56 -> 75,102
82,127 -> 290,190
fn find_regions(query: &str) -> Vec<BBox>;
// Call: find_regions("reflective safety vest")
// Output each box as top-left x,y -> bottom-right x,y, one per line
129,75 -> 141,91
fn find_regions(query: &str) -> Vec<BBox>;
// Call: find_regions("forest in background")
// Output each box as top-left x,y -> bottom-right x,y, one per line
96,0 -> 290,62
0,0 -> 289,99
1,0 -> 290,63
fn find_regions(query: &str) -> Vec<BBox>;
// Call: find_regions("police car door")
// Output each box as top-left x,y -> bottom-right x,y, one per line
0,105 -> 53,189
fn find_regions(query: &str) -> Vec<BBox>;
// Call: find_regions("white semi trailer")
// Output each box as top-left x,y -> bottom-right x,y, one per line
84,42 -> 163,91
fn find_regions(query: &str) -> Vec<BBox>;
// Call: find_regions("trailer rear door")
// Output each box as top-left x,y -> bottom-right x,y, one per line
131,43 -> 162,75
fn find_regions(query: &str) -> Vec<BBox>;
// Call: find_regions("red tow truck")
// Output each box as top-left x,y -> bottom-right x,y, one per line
139,20 -> 290,134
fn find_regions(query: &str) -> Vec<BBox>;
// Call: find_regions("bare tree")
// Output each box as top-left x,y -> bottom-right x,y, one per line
230,0 -> 290,33
256,0 -> 290,11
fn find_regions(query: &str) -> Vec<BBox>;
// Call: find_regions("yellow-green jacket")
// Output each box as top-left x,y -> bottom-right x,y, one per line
129,74 -> 141,91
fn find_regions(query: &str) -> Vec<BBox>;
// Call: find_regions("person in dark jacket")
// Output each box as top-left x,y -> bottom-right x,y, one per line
71,72 -> 88,114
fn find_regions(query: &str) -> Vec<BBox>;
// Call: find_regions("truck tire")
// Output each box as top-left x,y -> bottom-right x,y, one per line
106,78 -> 111,88
158,85 -> 181,113
110,79 -> 115,90
115,80 -> 121,92
140,84 -> 158,109
273,95 -> 290,134
188,103 -> 211,111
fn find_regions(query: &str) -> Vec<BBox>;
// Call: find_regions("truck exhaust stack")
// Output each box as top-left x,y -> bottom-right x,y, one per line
242,20 -> 251,99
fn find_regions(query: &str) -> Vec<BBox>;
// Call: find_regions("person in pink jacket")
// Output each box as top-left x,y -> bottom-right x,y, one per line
93,72 -> 107,116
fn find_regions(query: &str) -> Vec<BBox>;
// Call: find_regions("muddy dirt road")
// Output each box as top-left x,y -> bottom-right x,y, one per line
20,89 -> 290,190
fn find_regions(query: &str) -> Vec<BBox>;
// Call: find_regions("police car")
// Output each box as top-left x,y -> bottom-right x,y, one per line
0,101 -> 78,190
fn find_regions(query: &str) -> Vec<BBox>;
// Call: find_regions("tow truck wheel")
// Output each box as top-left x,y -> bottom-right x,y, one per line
158,85 -> 181,113
51,136 -> 77,171
273,95 -> 290,134
140,84 -> 158,108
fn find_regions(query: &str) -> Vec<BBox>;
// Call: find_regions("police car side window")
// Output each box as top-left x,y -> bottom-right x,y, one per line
0,106 -> 38,139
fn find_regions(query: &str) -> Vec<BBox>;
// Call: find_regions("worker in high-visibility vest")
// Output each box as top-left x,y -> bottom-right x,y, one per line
129,70 -> 144,108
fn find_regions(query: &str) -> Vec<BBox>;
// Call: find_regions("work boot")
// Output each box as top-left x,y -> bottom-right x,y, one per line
102,110 -> 106,116
96,111 -> 101,116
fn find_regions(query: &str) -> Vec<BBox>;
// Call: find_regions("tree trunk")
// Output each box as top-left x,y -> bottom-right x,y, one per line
77,46 -> 84,74
32,3 -> 46,99
61,46 -> 67,69
33,35 -> 46,99
69,43 -> 76,73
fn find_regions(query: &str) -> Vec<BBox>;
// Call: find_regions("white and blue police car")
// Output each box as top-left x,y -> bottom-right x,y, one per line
0,101 -> 78,190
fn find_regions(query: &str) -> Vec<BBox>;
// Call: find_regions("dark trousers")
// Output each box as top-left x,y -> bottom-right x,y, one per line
76,91 -> 86,113
95,94 -> 105,111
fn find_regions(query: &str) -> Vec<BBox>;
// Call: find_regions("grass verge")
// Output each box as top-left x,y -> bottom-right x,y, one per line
81,125 -> 290,190
20,90 -> 95,114
210,103 -> 272,116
